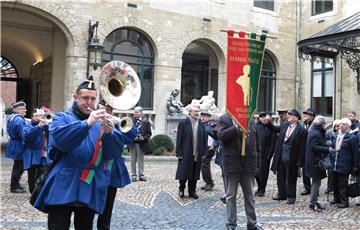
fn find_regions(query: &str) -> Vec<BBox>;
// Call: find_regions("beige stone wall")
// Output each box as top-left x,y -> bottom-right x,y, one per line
299,0 -> 360,119
2,0 -> 298,134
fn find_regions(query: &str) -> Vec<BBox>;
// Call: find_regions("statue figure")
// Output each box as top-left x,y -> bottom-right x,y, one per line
236,64 -> 251,106
166,89 -> 184,115
185,91 -> 221,116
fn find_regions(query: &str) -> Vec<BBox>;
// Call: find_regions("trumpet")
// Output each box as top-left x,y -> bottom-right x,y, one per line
35,108 -> 54,123
88,107 -> 133,133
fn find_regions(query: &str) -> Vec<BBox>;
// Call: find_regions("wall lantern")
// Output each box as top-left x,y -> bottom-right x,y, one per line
86,21 -> 104,77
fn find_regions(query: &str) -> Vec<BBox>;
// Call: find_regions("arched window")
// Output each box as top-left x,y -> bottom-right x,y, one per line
1,56 -> 19,109
103,28 -> 155,110
258,53 -> 276,112
181,41 -> 219,106
1,56 -> 18,79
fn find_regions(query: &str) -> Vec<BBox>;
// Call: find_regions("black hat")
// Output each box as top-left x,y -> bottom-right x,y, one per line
288,109 -> 301,120
200,111 -> 212,117
259,111 -> 272,117
303,108 -> 316,116
76,75 -> 96,91
12,101 -> 26,109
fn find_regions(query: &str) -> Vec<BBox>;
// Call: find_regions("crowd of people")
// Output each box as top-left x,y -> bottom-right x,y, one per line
5,78 -> 360,229
174,106 -> 360,230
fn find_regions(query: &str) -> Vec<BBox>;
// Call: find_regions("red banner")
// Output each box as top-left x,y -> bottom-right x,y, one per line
226,30 -> 267,155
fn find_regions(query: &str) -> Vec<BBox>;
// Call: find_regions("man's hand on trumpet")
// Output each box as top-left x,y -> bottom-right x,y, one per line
87,108 -> 113,133
31,113 -> 47,128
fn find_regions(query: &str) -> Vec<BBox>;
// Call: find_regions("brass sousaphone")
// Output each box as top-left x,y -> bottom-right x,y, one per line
98,61 -> 141,132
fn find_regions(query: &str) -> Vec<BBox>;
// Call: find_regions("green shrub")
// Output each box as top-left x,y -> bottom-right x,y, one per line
148,134 -> 174,155
4,108 -> 13,115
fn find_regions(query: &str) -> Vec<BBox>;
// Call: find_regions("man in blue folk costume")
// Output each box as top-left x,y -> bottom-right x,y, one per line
23,108 -> 51,194
6,101 -> 27,193
96,99 -> 138,230
34,76 -> 125,229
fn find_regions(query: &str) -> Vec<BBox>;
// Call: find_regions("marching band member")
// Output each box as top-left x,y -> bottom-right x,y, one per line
97,99 -> 138,230
34,77 -> 125,229
23,108 -> 51,194
6,101 -> 27,193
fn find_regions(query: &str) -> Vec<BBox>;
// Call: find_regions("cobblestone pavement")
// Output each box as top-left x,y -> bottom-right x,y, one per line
1,154 -> 360,229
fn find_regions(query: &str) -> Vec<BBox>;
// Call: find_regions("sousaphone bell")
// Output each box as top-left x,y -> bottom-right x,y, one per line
98,61 -> 141,132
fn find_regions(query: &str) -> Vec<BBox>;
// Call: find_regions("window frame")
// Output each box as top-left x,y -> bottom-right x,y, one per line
258,53 -> 276,113
254,0 -> 275,11
311,60 -> 334,116
311,0 -> 333,16
102,28 -> 155,110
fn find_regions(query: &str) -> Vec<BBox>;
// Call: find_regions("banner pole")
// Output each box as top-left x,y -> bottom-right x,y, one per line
220,29 -> 277,39
241,129 -> 247,156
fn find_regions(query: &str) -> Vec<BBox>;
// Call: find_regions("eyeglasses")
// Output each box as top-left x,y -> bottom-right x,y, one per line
79,96 -> 96,102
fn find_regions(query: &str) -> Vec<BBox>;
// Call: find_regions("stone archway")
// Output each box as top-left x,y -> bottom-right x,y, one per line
1,2 -> 77,112
180,38 -> 226,109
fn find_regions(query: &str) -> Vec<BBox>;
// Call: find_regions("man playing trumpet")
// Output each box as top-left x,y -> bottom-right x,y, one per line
33,76 -> 126,230
23,107 -> 51,194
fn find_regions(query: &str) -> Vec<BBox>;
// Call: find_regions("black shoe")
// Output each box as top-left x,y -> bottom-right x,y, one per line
131,176 -> 137,182
300,190 -> 311,196
286,198 -> 296,204
356,202 -> 360,206
255,191 -> 265,197
337,203 -> 349,208
139,176 -> 147,182
189,192 -> 199,199
248,225 -> 264,230
316,202 -> 325,210
10,188 -> 25,193
226,224 -> 236,230
200,185 -> 206,190
330,199 -> 339,204
204,184 -> 214,191
309,203 -> 322,212
272,195 -> 286,201
179,190 -> 184,198
220,196 -> 226,204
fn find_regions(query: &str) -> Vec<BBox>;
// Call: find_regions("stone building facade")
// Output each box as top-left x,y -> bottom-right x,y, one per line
1,0 -> 359,136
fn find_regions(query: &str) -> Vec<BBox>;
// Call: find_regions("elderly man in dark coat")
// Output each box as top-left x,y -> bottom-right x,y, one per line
304,115 -> 334,212
254,112 -> 277,197
175,105 -> 207,199
217,114 -> 262,230
270,109 -> 306,204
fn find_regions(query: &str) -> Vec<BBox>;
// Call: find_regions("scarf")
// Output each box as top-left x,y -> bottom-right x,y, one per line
71,102 -> 89,120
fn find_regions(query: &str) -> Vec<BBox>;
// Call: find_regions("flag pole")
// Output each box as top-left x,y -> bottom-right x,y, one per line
220,29 -> 277,39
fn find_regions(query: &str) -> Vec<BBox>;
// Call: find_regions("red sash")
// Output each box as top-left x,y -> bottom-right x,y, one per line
80,128 -> 104,184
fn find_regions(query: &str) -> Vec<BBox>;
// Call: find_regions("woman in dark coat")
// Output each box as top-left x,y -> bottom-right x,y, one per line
304,116 -> 333,212
330,118 -> 359,208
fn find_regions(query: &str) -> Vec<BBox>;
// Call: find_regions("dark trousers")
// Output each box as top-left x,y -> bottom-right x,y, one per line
326,169 -> 333,192
27,166 -> 48,194
97,186 -> 117,230
332,172 -> 349,205
179,162 -> 198,194
277,161 -> 298,199
10,160 -> 24,191
302,168 -> 311,192
201,149 -> 215,185
255,157 -> 271,193
48,205 -> 95,230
